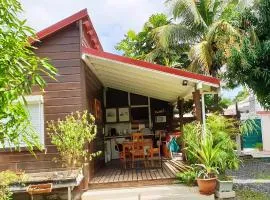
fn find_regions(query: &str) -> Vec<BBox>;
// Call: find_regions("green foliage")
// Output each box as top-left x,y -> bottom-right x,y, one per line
188,133 -> 222,179
206,114 -> 240,173
47,111 -> 101,169
204,94 -> 232,113
240,119 -> 261,135
182,122 -> 202,164
176,169 -> 197,186
0,0 -> 57,150
156,0 -> 242,75
225,39 -> 270,109
233,88 -> 249,103
0,170 -> 28,200
115,13 -> 189,67
225,0 -> 270,109
182,114 -> 240,177
255,142 -> 263,150
236,189 -> 270,200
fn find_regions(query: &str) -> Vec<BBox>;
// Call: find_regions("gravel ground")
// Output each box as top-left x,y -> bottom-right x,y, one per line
227,157 -> 270,196
227,157 -> 270,179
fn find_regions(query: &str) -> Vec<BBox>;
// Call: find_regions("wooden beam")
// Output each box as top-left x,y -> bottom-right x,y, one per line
193,90 -> 202,123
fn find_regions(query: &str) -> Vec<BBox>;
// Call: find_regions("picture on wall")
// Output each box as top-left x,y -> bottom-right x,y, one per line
155,116 -> 166,123
118,107 -> 130,122
106,108 -> 117,123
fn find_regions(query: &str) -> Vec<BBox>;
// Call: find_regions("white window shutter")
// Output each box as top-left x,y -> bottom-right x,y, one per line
26,95 -> 44,145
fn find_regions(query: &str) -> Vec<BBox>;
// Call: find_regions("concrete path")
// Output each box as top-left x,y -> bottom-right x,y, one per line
82,185 -> 214,200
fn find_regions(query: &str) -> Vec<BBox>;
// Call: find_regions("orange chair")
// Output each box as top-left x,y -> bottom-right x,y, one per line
130,133 -> 145,168
131,133 -> 143,142
149,132 -> 162,167
114,137 -> 129,169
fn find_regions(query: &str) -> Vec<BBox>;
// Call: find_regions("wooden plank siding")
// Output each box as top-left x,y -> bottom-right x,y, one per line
0,22 -> 89,173
82,61 -> 105,179
0,19 -> 105,180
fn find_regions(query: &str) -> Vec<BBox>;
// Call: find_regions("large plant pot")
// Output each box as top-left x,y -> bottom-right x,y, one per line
197,177 -> 217,195
216,179 -> 233,192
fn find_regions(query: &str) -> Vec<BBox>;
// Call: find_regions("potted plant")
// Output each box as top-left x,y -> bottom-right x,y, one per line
47,110 -> 101,190
196,164 -> 218,195
205,114 -> 240,194
216,174 -> 234,193
255,143 -> 263,151
183,115 -> 241,196
187,133 -> 223,195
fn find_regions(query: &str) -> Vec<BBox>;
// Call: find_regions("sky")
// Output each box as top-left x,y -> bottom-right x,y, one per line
20,0 -> 241,99
20,0 -> 166,54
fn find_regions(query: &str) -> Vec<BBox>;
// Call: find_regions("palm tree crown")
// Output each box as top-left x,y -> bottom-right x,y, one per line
156,0 -> 241,75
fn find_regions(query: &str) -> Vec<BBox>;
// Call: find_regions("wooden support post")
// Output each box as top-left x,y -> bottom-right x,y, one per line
193,90 -> 202,123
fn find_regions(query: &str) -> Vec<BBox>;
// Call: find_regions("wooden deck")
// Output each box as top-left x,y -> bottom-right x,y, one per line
89,159 -> 189,188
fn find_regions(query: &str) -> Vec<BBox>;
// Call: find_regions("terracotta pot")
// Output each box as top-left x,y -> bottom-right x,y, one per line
197,177 -> 217,195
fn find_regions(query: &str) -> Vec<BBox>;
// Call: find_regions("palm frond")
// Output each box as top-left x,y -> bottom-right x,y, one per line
219,0 -> 240,21
206,20 -> 240,43
153,24 -> 202,48
166,0 -> 206,27
188,41 -> 212,74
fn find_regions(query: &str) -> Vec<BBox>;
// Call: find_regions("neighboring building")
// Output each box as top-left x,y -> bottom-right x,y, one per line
0,9 -> 220,182
225,94 -> 270,151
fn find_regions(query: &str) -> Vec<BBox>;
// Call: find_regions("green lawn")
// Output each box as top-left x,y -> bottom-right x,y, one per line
256,172 -> 270,180
236,189 -> 270,200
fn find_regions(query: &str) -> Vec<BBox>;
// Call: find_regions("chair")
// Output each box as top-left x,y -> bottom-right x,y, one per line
149,132 -> 162,168
114,137 -> 129,169
130,133 -> 145,168
131,133 -> 143,142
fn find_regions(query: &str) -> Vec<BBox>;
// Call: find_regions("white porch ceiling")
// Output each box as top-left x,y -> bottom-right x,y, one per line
82,50 -> 219,103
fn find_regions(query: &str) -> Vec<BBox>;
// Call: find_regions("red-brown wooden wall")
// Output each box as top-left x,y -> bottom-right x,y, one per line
0,21 -> 104,176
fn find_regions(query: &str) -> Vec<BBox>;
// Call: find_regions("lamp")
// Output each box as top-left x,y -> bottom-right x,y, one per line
182,80 -> 188,86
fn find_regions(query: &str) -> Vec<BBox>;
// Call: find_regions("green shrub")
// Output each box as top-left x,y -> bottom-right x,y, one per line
255,143 -> 263,150
182,114 -> 240,175
47,110 -> 101,169
177,169 -> 197,186
0,170 -> 28,200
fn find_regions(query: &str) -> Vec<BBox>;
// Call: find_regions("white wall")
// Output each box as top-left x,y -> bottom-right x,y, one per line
261,114 -> 270,151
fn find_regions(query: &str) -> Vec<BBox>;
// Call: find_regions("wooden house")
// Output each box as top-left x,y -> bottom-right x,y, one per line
0,9 -> 220,190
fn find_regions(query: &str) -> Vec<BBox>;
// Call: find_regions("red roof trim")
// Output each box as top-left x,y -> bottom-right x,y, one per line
257,111 -> 270,115
82,47 -> 220,86
30,9 -> 102,50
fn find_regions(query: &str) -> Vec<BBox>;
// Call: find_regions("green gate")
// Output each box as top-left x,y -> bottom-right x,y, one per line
242,119 -> 262,148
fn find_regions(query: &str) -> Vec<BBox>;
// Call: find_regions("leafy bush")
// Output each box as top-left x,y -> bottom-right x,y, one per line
255,143 -> 263,150
0,170 -> 28,200
188,133 -> 223,179
182,114 -> 240,176
206,114 -> 240,173
177,169 -> 197,186
47,111 -> 101,169
181,122 -> 202,164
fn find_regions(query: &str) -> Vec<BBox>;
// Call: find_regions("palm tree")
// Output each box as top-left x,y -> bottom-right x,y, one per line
155,0 -> 242,75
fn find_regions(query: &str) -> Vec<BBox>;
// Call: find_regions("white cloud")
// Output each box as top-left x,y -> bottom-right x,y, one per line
20,0 -> 166,53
